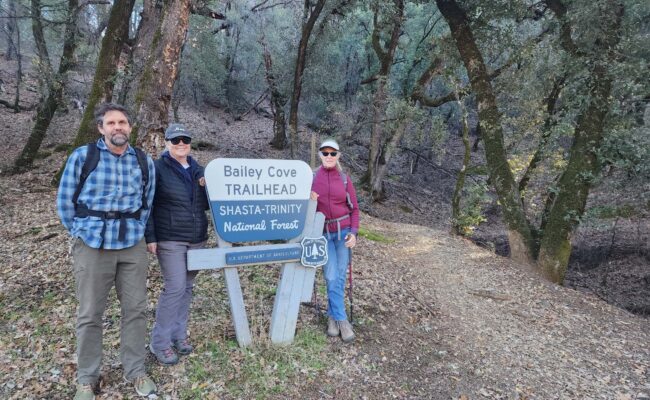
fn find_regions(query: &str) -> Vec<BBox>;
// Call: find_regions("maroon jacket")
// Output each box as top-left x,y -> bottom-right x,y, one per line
311,166 -> 360,235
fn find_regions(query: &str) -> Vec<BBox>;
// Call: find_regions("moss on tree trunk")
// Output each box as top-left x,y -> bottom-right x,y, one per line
538,0 -> 623,283
435,0 -> 535,264
14,0 -> 78,173
288,0 -> 326,158
72,0 -> 136,149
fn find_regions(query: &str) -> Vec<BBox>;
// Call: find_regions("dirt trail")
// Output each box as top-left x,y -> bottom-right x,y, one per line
312,215 -> 650,399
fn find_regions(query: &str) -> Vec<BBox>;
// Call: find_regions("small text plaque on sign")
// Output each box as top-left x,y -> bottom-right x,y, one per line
225,247 -> 302,266
205,158 -> 313,242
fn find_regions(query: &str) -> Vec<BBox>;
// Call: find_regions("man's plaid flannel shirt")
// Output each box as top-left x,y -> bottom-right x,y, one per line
57,139 -> 156,250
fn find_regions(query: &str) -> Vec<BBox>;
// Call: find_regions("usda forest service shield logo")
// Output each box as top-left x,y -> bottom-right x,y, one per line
300,236 -> 328,267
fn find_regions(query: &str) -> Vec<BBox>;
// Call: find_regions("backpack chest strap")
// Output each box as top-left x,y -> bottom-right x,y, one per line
75,205 -> 141,245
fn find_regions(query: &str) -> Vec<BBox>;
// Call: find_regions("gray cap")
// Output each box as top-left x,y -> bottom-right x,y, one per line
319,139 -> 340,151
165,123 -> 192,140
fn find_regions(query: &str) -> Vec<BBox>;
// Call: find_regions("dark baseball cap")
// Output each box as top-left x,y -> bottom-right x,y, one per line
165,123 -> 192,140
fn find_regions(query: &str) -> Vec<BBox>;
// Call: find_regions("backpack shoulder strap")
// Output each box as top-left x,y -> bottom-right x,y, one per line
72,143 -> 100,205
339,170 -> 354,210
133,147 -> 150,210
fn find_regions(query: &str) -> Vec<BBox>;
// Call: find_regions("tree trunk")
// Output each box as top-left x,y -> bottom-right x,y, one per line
71,0 -> 136,148
261,39 -> 288,149
435,0 -> 535,265
371,114 -> 408,198
4,0 -> 18,61
224,26 -> 240,114
538,0 -> 624,283
367,76 -> 388,199
132,0 -> 192,156
14,0 -> 79,172
118,0 -> 164,107
288,0 -> 327,158
365,0 -> 404,201
518,76 -> 565,199
11,10 -> 21,111
451,97 -> 471,235
31,0 -> 53,94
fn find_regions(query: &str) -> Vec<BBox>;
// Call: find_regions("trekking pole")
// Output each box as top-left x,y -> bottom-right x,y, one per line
311,271 -> 324,319
347,247 -> 354,323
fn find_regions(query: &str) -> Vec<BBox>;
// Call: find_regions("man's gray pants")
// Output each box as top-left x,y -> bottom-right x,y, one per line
72,238 -> 148,384
150,241 -> 204,352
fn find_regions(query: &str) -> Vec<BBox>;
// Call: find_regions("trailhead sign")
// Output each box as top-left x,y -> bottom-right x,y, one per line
187,158 -> 327,346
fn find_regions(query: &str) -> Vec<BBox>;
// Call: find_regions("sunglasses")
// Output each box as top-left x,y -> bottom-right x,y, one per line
321,151 -> 338,157
169,136 -> 191,145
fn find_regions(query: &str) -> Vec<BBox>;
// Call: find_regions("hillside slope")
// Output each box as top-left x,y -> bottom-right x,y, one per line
0,166 -> 648,399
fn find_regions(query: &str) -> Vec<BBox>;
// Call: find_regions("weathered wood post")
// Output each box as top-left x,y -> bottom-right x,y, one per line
187,158 -> 327,346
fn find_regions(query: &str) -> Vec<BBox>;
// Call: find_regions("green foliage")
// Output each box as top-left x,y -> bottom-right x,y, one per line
466,165 -> 489,176
357,227 -> 395,243
453,182 -> 490,237
599,121 -> 650,180
586,204 -> 639,219
181,329 -> 327,399
178,18 -> 229,107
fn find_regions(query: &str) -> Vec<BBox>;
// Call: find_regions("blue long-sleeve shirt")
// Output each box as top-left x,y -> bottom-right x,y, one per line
57,139 -> 156,249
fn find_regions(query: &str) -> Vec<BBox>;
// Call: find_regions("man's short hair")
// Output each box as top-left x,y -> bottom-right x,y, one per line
94,103 -> 132,127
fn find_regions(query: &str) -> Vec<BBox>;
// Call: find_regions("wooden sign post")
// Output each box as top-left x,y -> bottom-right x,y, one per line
188,158 -> 326,346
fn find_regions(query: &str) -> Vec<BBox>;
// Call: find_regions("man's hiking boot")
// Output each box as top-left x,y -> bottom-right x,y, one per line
133,375 -> 157,397
150,344 -> 179,365
172,339 -> 193,355
327,317 -> 340,337
73,382 -> 98,400
339,320 -> 355,343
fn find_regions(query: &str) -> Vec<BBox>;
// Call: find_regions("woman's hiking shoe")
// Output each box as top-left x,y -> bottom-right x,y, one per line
73,383 -> 97,400
172,338 -> 193,355
327,317 -> 340,337
133,375 -> 157,397
149,344 -> 179,365
338,320 -> 355,343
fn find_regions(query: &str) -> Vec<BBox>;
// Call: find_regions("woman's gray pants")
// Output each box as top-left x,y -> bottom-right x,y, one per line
150,240 -> 205,352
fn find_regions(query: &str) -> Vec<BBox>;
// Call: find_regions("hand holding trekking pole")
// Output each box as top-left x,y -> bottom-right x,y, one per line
344,233 -> 356,248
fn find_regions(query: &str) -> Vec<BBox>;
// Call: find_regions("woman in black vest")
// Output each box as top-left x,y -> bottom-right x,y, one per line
145,124 -> 209,365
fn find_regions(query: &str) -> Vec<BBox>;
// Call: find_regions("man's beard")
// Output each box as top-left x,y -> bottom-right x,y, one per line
110,133 -> 128,147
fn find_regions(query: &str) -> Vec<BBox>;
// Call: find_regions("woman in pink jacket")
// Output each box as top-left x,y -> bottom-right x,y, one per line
310,138 -> 360,342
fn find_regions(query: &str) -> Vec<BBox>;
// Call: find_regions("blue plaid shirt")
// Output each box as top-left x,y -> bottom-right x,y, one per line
57,139 -> 156,249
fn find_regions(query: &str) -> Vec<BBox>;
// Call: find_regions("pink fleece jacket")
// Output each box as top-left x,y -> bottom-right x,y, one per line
311,166 -> 360,235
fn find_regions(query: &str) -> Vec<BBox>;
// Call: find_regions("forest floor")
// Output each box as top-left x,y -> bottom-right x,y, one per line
1,58 -> 649,399
1,167 -> 649,399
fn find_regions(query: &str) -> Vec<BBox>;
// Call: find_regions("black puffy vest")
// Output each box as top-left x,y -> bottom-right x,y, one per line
145,156 -> 210,244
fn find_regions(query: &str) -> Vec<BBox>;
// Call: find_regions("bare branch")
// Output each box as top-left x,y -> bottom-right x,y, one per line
190,2 -> 225,19
360,75 -> 378,85
212,22 -> 232,34
251,0 -> 292,12
545,0 -> 584,56
79,0 -> 110,8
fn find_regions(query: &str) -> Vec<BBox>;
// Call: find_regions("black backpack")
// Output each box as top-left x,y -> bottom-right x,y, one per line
71,143 -> 150,210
